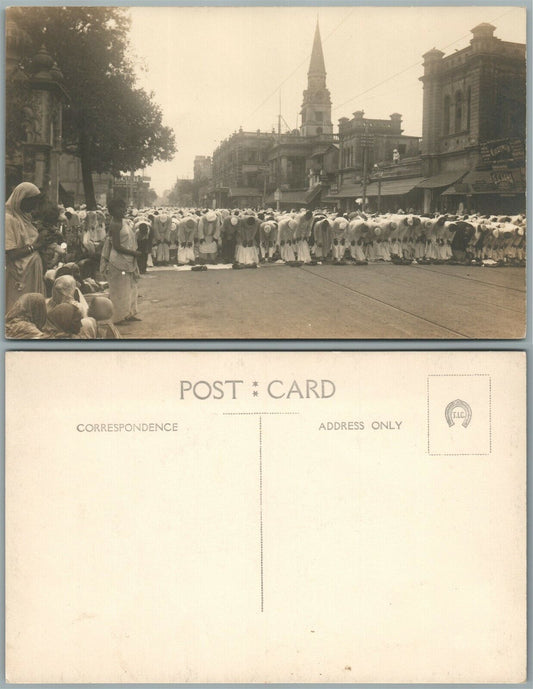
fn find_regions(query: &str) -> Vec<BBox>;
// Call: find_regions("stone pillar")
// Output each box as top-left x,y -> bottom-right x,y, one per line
22,45 -> 67,204
420,48 -> 444,177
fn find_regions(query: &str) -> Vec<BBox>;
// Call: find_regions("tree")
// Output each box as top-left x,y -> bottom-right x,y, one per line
168,178 -> 194,207
10,7 -> 176,208
146,188 -> 158,206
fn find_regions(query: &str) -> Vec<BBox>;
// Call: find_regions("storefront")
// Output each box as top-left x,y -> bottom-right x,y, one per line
416,171 -> 469,214
442,168 -> 526,215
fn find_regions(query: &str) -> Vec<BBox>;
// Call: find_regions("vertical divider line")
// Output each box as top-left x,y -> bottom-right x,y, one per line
259,415 -> 264,613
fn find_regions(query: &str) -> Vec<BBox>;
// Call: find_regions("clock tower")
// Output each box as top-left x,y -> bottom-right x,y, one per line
300,21 -> 333,137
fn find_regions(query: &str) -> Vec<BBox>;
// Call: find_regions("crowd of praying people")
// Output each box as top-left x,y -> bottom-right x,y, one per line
4,181 -> 527,339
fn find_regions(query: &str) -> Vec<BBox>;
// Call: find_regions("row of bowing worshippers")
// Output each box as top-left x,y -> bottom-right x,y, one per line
128,208 -> 526,267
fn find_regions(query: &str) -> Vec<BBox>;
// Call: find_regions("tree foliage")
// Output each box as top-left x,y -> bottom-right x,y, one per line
10,6 -> 176,206
5,69 -> 32,159
168,179 -> 194,207
168,176 -> 211,207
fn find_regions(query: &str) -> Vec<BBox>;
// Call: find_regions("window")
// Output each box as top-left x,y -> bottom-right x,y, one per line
466,87 -> 471,131
315,111 -> 323,123
443,95 -> 451,135
454,91 -> 463,133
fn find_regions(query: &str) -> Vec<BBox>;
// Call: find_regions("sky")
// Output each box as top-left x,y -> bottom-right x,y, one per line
127,5 -> 526,196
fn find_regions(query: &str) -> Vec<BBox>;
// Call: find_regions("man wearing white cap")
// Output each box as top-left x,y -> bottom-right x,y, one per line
277,215 -> 297,263
220,212 -> 239,264
177,216 -> 198,265
259,219 -> 277,262
294,210 -> 313,263
235,214 -> 259,265
153,213 -> 172,265
330,215 -> 348,262
311,214 -> 331,260
198,210 -> 221,264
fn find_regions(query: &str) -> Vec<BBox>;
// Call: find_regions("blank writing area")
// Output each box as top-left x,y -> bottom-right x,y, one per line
261,412 -> 524,683
7,408 -> 260,683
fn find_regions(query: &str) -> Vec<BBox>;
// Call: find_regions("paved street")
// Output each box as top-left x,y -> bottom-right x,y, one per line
117,263 -> 525,339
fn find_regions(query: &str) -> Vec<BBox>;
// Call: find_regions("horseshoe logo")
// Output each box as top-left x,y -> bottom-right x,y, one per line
445,399 -> 472,428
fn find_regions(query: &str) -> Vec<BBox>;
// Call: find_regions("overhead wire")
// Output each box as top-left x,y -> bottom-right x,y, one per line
333,6 -> 521,112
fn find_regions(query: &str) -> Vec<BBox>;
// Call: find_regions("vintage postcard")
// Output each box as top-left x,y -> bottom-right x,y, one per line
6,351 -> 526,682
4,6 -> 526,339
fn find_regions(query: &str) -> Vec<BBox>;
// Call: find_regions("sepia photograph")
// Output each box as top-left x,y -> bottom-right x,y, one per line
4,5 -> 527,339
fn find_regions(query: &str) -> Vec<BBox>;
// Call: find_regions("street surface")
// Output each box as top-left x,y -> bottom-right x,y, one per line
118,263 -> 525,339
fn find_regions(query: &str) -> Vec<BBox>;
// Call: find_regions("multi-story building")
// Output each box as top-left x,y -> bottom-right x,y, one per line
193,155 -> 212,181
211,20 -> 525,214
193,155 -> 213,207
212,128 -> 274,208
418,22 -> 525,213
331,111 -> 421,211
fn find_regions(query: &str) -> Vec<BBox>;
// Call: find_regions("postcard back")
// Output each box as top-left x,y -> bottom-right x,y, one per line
5,351 -> 526,683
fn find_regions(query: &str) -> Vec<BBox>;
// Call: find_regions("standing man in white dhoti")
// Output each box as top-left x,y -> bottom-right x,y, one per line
106,198 -> 141,325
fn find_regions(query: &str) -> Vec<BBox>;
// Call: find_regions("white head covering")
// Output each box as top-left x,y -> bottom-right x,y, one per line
5,182 -> 41,245
5,182 -> 40,220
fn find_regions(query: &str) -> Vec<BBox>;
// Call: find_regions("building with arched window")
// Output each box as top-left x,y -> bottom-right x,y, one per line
419,23 -> 525,213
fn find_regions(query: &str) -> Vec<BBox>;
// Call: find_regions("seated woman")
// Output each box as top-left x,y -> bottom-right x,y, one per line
47,274 -> 89,318
43,303 -> 83,339
87,296 -> 122,339
5,292 -> 47,339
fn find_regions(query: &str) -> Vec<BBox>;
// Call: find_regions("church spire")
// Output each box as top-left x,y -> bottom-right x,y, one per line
308,20 -> 326,79
300,20 -> 332,138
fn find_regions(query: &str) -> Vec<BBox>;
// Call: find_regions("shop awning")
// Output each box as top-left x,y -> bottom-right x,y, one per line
229,187 -> 262,198
442,168 -> 526,195
331,183 -> 361,199
365,177 -> 425,197
416,170 -> 468,189
264,190 -> 310,205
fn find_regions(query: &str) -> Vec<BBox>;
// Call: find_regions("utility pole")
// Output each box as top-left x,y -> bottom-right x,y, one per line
129,170 -> 135,207
276,90 -> 281,212
360,123 -> 375,212
374,164 -> 383,213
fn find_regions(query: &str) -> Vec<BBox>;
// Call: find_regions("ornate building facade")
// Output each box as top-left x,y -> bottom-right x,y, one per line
418,22 -> 526,213
6,18 -> 67,202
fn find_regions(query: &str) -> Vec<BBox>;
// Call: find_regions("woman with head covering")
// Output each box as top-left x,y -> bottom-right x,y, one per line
5,292 -> 47,339
5,182 -> 46,310
47,275 -> 89,318
87,296 -> 122,339
42,303 -> 83,339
